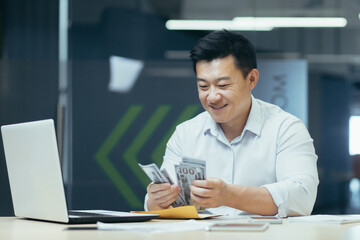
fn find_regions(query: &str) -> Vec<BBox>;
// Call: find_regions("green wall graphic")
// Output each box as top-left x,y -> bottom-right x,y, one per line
95,104 -> 200,208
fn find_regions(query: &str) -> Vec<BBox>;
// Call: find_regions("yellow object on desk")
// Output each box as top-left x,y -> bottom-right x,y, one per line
133,206 -> 221,219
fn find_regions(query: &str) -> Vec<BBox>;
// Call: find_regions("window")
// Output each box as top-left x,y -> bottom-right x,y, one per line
349,116 -> 360,155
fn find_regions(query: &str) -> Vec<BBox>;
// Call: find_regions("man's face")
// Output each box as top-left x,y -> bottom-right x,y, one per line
196,55 -> 258,128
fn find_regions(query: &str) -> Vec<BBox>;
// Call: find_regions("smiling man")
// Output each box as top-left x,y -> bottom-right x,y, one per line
145,30 -> 319,217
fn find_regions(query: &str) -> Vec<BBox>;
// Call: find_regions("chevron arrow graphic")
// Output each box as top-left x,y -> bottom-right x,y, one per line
123,105 -> 172,188
95,104 -> 201,208
95,105 -> 143,208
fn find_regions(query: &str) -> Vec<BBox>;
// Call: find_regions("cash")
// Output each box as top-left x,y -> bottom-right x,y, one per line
138,163 -> 186,207
139,157 -> 206,210
175,157 -> 206,210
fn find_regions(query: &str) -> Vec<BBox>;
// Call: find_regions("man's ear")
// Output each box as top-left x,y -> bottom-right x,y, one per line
248,69 -> 259,90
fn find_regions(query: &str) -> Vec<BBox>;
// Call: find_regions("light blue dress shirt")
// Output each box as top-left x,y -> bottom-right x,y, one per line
145,96 -> 319,217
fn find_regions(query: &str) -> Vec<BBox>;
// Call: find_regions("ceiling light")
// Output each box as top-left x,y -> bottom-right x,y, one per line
165,17 -> 346,31
165,20 -> 273,31
233,17 -> 347,28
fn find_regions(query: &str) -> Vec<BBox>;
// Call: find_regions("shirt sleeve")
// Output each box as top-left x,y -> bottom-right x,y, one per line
263,118 -> 319,217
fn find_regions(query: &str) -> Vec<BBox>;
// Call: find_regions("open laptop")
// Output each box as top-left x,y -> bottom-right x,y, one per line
1,119 -> 159,224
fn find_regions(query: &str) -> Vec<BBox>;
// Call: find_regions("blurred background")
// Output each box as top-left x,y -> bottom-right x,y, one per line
1,0 -> 360,216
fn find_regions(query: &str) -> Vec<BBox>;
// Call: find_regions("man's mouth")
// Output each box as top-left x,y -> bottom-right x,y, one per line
210,104 -> 228,110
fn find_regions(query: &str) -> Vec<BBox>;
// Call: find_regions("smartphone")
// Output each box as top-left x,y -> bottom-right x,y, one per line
205,223 -> 269,231
248,216 -> 283,224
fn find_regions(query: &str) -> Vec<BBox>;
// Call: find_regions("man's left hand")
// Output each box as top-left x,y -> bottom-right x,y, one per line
190,177 -> 230,208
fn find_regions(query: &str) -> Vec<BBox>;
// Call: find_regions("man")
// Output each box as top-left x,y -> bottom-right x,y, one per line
145,30 -> 319,217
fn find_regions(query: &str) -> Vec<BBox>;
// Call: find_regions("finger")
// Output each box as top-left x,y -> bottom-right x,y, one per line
172,184 -> 181,191
158,190 -> 180,204
194,177 -> 222,188
190,191 -> 211,207
192,178 -> 218,188
149,184 -> 181,201
157,188 -> 181,208
150,189 -> 174,201
190,185 -> 212,197
147,182 -> 171,193
192,180 -> 209,188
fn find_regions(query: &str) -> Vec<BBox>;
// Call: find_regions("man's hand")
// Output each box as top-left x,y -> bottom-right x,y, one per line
190,177 -> 231,208
146,182 -> 181,210
191,177 -> 278,215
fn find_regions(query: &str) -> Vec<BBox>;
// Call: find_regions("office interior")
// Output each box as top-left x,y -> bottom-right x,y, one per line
1,0 -> 360,217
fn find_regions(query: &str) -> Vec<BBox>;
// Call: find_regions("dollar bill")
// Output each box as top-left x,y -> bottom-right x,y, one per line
183,157 -> 206,179
139,158 -> 206,209
175,158 -> 206,210
138,163 -> 186,207
160,169 -> 187,206
138,163 -> 166,183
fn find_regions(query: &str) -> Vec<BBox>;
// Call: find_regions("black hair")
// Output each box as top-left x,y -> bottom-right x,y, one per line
189,30 -> 257,78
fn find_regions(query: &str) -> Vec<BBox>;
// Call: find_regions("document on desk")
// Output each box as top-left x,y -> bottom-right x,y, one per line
97,219 -> 213,233
288,215 -> 360,224
132,206 -> 221,219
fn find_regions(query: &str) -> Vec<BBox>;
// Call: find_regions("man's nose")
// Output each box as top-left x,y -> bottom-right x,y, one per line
208,87 -> 221,102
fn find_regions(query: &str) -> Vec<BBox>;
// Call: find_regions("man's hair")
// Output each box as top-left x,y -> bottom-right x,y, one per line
189,30 -> 257,77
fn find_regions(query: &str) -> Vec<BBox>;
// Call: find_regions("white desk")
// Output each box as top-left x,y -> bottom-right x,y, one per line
1,216 -> 360,240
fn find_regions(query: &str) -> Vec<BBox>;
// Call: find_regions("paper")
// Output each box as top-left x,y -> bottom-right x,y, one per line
133,206 -> 221,219
97,219 -> 213,233
71,209 -> 159,217
288,215 -> 360,224
108,55 -> 144,93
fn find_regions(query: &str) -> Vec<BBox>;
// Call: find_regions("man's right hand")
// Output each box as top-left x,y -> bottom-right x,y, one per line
146,182 -> 181,210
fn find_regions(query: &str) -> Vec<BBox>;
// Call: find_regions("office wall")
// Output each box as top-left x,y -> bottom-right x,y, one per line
0,0 -> 356,216
0,0 -> 59,216
309,73 -> 352,213
70,7 -> 203,211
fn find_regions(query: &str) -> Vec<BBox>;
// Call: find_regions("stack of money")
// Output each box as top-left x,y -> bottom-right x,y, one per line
138,163 -> 186,207
139,157 -> 206,209
174,158 -> 206,209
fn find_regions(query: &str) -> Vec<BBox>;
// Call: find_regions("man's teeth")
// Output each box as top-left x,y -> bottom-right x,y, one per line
212,104 -> 227,109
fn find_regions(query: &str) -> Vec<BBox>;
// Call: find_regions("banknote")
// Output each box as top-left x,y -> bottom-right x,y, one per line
138,163 -> 186,207
139,158 -> 206,209
160,169 -> 187,206
138,163 -> 166,183
182,157 -> 206,180
175,158 -> 206,210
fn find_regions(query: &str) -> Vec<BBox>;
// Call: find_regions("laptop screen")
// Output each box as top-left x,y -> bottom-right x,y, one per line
1,119 -> 69,222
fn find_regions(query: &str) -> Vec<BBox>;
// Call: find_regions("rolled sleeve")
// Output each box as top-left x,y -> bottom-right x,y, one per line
144,194 -> 149,211
263,174 -> 318,217
267,119 -> 319,217
263,182 -> 289,218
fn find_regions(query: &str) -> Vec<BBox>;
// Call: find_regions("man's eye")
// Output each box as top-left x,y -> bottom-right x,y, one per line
199,85 -> 208,89
219,84 -> 228,88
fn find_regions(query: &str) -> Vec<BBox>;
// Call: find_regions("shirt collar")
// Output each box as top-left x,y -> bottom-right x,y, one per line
244,95 -> 262,136
203,112 -> 220,137
203,95 -> 263,137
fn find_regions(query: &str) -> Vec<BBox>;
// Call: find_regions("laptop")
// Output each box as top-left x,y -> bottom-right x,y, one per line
1,119 -> 159,224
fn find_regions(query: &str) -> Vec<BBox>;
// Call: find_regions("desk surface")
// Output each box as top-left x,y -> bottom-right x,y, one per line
2,216 -> 360,240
